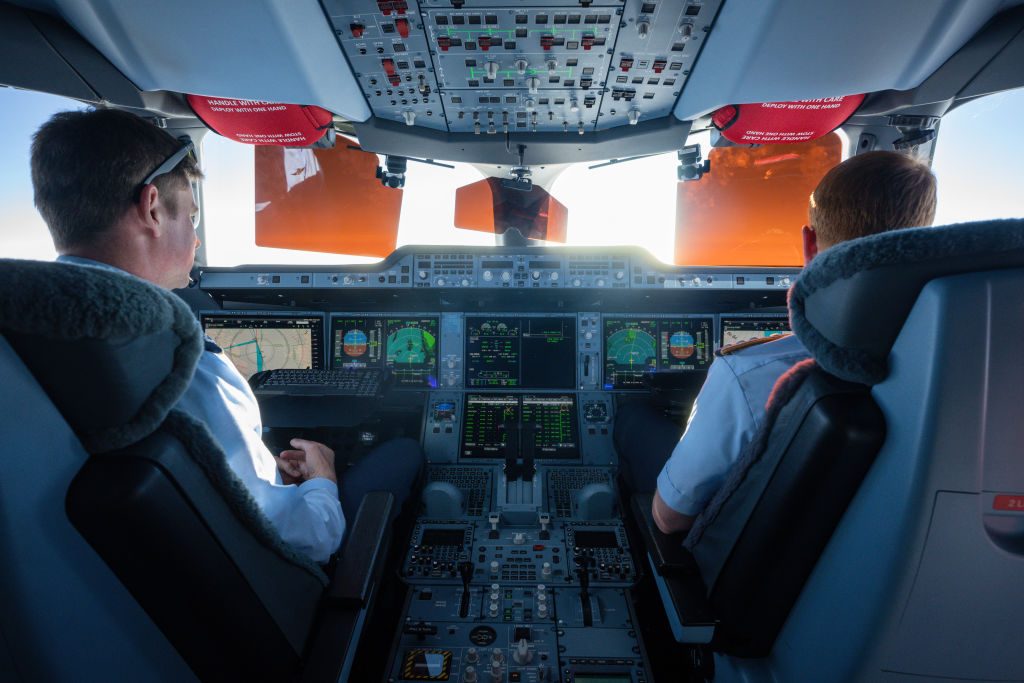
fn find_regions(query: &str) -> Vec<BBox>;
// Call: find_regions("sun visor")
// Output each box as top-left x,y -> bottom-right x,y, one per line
711,94 -> 864,144
254,144 -> 401,257
675,133 -> 841,267
454,178 -> 568,243
187,95 -> 334,146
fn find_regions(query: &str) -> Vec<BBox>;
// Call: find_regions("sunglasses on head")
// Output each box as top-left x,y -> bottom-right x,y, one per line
140,139 -> 201,229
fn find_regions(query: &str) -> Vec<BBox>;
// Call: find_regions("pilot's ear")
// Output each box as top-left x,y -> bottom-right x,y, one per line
801,225 -> 819,265
134,183 -> 163,236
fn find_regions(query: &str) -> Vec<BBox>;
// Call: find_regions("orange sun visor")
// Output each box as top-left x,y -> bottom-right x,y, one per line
254,143 -> 402,257
674,133 -> 842,267
454,177 -> 568,243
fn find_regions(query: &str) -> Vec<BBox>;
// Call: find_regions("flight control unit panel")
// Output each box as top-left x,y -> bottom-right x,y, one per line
197,248 -> 797,683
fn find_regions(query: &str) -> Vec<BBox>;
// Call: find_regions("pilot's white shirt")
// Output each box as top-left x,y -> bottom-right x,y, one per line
57,256 -> 345,563
657,334 -> 811,516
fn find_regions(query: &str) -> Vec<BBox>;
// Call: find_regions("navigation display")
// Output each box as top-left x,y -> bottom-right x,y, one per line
465,316 -> 576,389
720,316 -> 790,348
461,393 -> 579,459
603,317 -> 713,389
330,315 -> 439,386
202,313 -> 323,379
385,317 -> 439,386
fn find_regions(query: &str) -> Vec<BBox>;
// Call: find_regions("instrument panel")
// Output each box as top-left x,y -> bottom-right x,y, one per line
196,249 -> 795,683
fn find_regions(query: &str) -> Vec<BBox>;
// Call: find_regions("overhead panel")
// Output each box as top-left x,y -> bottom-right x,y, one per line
325,0 -> 720,136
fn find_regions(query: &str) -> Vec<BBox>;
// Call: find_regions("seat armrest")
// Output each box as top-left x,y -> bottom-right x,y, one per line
631,493 -> 696,576
327,491 -> 394,607
631,494 -> 717,644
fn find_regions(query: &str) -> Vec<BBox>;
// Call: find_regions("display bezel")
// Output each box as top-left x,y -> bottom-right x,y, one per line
464,314 -> 577,389
329,313 -> 441,388
602,315 -> 714,390
460,392 -> 580,460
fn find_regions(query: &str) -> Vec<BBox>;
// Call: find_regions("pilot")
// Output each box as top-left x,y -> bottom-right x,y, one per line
30,108 -> 423,563
620,150 -> 938,535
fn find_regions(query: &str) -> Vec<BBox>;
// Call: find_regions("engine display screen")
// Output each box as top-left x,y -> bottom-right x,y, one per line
465,316 -> 576,389
603,317 -> 712,389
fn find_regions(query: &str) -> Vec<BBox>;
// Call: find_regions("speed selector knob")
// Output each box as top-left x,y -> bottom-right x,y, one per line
482,270 -> 493,281
501,271 -> 512,282
463,666 -> 478,683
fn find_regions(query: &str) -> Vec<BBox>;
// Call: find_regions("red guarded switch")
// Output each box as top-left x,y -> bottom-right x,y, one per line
438,35 -> 451,51
581,33 -> 595,50
652,58 -> 667,74
619,57 -> 634,72
381,58 -> 397,76
396,18 -> 410,38
479,35 -> 492,51
540,34 -> 554,51
350,23 -> 365,38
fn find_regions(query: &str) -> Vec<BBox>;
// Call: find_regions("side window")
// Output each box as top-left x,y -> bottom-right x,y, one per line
932,87 -> 1024,224
1,88 -> 85,260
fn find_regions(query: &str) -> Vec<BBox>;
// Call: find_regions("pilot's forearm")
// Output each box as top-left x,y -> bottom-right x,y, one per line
652,490 -> 695,535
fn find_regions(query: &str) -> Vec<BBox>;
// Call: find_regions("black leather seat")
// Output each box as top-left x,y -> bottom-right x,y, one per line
0,259 -> 392,682
635,219 -> 1024,682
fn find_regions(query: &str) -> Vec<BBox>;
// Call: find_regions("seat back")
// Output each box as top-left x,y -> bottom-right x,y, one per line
684,366 -> 885,656
0,335 -> 195,682
682,219 -> 1024,682
0,259 -> 329,681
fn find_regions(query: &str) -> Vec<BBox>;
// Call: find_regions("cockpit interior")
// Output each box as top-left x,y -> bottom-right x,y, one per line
1,1 -> 1023,682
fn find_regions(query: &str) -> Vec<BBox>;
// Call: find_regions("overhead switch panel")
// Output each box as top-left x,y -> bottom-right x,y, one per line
325,0 -> 720,135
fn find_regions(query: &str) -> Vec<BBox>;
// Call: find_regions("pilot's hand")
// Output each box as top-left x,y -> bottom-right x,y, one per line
275,438 -> 337,485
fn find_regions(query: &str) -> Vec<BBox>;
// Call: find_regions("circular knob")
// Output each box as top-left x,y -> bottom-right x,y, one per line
525,98 -> 536,112
418,270 -> 428,280
782,276 -> 792,286
615,270 -> 625,280
537,583 -> 546,592
572,278 -> 582,287
343,275 -> 354,285
680,22 -> 694,41
483,270 -> 493,281
541,561 -> 552,577
436,277 -> 446,286
485,61 -> 499,79
514,59 -> 529,75
536,591 -> 546,602
596,278 -> 606,287
490,560 -> 500,575
467,648 -> 479,664
546,59 -> 558,74
491,649 -> 504,665
569,99 -> 579,113
461,278 -> 470,287
537,602 -> 548,618
463,666 -> 478,683
550,271 -> 559,281
637,19 -> 650,38
402,110 -> 416,126
528,77 -> 540,94
584,331 -> 593,340
501,271 -> 512,282
489,602 -> 499,616
692,276 -> 701,286
531,270 -> 541,280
